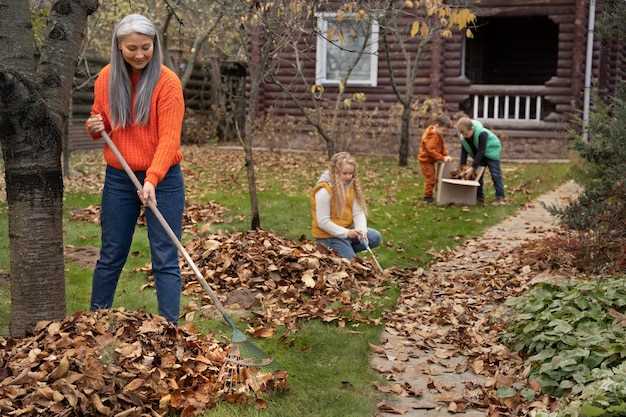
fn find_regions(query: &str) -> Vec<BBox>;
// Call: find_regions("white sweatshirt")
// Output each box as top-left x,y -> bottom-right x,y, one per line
315,171 -> 367,239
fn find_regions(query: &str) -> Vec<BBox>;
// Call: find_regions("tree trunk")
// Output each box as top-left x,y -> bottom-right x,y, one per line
242,52 -> 262,230
0,0 -> 97,337
243,142 -> 261,230
398,104 -> 411,166
326,139 -> 336,160
0,72 -> 66,337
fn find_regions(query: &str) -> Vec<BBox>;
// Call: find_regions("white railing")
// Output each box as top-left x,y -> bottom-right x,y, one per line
471,95 -> 543,121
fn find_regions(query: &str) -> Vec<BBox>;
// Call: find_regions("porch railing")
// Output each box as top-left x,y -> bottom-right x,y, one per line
468,85 -> 547,122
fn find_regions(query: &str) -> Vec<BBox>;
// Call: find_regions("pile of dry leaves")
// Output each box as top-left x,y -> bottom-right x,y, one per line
70,202 -> 227,232
140,230 -> 387,333
512,231 -> 626,276
377,238 -> 559,416
0,309 -> 287,417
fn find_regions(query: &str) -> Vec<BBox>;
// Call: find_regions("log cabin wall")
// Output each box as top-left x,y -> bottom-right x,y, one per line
257,3 -> 438,156
599,34 -> 626,99
442,0 -> 581,160
254,0 -> 625,160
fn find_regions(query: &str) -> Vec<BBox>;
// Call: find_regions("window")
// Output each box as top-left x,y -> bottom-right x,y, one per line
464,16 -> 558,85
315,13 -> 379,87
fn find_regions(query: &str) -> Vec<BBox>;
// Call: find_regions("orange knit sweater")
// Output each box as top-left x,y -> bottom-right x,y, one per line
88,64 -> 185,186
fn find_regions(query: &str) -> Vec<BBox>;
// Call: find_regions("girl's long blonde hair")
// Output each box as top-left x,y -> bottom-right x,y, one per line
328,152 -> 367,216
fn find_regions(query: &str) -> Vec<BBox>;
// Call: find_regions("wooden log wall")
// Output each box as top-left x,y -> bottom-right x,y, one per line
260,8 -> 435,122
252,0 -> 624,159
443,1 -> 580,120
599,35 -> 626,99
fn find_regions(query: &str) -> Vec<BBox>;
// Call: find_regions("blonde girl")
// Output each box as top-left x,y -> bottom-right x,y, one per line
310,152 -> 382,259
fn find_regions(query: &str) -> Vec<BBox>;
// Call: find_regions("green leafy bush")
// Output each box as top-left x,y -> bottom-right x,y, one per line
502,279 -> 626,396
552,85 -> 626,273
550,85 -> 626,272
538,363 -> 626,417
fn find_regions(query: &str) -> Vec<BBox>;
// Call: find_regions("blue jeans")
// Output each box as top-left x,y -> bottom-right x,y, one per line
317,228 -> 382,260
91,164 -> 185,323
477,158 -> 505,201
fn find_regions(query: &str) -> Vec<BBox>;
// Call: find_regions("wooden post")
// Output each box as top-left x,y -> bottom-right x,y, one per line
473,95 -> 479,118
504,96 -> 509,120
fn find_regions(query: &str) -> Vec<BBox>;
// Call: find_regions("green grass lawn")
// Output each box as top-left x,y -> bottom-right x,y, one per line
0,147 -> 572,417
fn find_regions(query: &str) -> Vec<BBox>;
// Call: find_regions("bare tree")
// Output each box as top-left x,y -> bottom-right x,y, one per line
223,0 -> 315,229
158,0 -> 225,88
269,2 -> 377,159
0,0 -> 98,336
377,0 -> 474,165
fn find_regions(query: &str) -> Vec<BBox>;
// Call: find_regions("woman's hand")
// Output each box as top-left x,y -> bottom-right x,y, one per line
139,181 -> 157,206
86,114 -> 105,135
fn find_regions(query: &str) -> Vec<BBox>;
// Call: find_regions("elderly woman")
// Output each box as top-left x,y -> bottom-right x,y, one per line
85,14 -> 185,323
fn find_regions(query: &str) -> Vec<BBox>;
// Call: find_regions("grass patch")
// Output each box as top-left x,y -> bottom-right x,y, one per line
0,148 -> 573,416
200,322 -> 383,417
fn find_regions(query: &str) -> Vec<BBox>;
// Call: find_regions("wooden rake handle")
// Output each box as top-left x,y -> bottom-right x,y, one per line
361,236 -> 383,273
99,131 -> 229,317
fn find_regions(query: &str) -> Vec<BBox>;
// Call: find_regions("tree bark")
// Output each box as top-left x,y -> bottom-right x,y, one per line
398,104 -> 411,166
243,140 -> 261,230
242,38 -> 263,230
0,0 -> 97,337
0,72 -> 65,337
161,10 -> 175,70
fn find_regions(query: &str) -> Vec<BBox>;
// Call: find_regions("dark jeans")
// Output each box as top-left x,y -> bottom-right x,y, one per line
317,228 -> 382,260
91,164 -> 185,323
477,158 -> 505,201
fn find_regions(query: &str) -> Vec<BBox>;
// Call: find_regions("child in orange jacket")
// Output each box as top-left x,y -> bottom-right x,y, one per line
417,115 -> 452,203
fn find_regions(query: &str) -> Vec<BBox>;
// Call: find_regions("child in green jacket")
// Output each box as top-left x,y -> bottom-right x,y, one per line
455,117 -> 505,204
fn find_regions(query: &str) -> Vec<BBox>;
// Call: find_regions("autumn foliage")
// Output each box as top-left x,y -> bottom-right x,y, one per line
0,309 -> 287,416
139,230 -> 388,333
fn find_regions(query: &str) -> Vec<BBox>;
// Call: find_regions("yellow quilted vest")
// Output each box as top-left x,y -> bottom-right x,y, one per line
310,181 -> 355,239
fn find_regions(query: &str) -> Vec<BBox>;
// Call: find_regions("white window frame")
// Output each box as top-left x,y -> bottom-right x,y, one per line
315,12 -> 379,87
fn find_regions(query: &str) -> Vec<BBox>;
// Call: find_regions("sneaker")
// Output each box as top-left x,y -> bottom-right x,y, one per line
423,196 -> 434,204
493,197 -> 507,205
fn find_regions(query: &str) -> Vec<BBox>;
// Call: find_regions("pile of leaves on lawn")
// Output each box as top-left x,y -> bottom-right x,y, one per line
509,227 -> 626,275
0,309 -> 287,417
70,201 -> 227,232
139,230 -> 388,333
550,86 -> 626,275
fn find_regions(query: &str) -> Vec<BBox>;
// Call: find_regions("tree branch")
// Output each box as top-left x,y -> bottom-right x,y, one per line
382,23 -> 405,106
180,13 -> 224,88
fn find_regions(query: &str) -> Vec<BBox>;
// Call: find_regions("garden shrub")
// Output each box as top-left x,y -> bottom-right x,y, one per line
502,279 -> 626,396
550,85 -> 626,274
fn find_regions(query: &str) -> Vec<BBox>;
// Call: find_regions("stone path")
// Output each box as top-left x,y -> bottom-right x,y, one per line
373,181 -> 581,417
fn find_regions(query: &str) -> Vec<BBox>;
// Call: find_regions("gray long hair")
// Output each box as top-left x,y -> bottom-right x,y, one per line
109,14 -> 163,127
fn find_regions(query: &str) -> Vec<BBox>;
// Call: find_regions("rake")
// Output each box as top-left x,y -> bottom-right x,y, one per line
361,236 -> 383,273
100,131 -> 272,367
